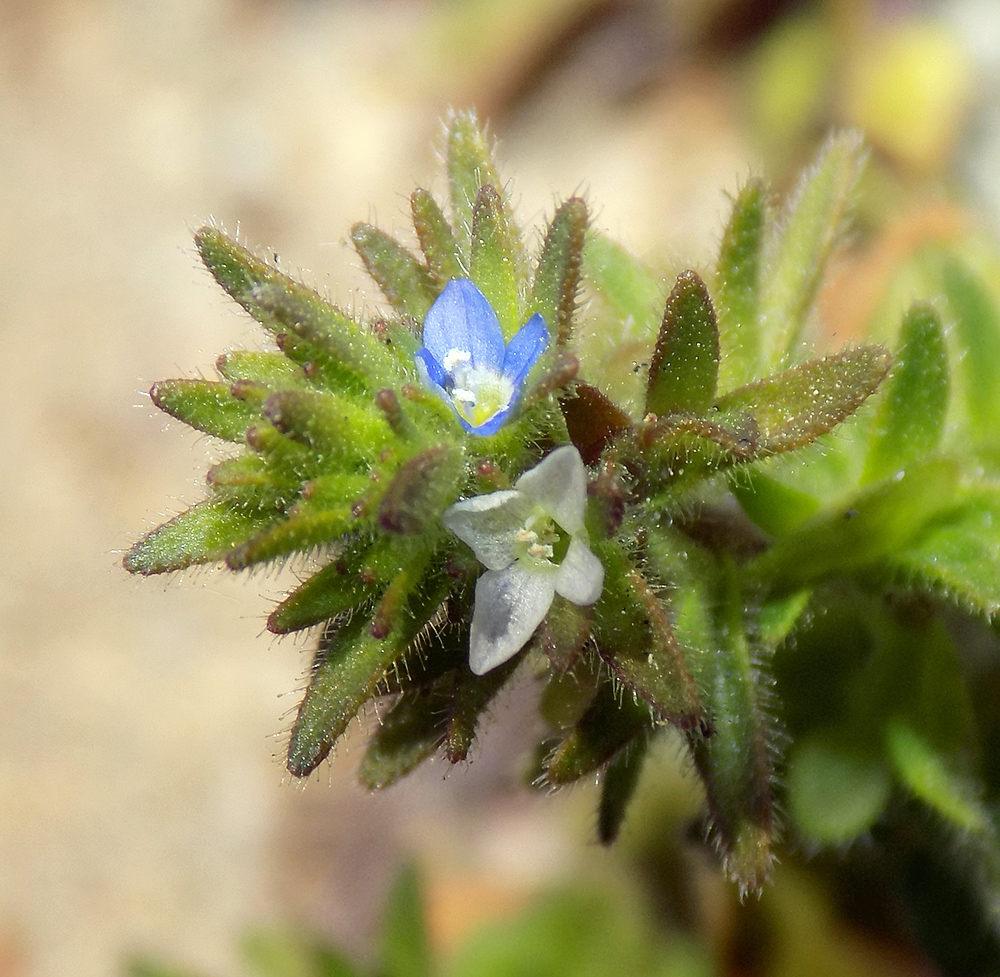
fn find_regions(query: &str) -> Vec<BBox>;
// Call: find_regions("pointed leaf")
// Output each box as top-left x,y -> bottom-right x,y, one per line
470,184 -> 519,338
216,349 -> 306,388
544,679 -> 652,785
351,222 -> 437,320
688,561 -> 776,894
287,569 -> 446,777
715,344 -> 892,455
378,444 -> 463,535
885,720 -> 989,833
751,458 -> 959,592
591,541 -> 702,728
890,484 -> 1000,618
123,498 -> 278,574
195,226 -> 399,388
560,381 -> 632,466
531,196 -> 588,347
446,109 -> 504,252
646,270 -> 719,416
760,131 -> 866,365
150,379 -> 259,443
267,538 -> 385,634
863,303 -> 949,484
716,178 -> 767,390
597,734 -> 648,844
582,233 -> 663,342
941,258 -> 1000,442
410,187 -> 464,286
534,595 -> 592,673
444,657 -> 521,763
263,389 -> 392,462
358,686 -> 448,789
225,502 -> 357,570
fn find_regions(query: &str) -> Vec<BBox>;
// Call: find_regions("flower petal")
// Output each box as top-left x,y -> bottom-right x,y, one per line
464,404 -> 516,437
515,445 -> 587,534
469,563 -> 557,675
443,490 -> 534,570
421,278 -> 505,373
414,348 -> 448,393
503,312 -> 548,386
554,536 -> 604,606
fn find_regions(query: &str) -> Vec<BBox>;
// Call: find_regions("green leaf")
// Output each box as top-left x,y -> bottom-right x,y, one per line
885,720 -> 989,833
446,109 -> 504,253
730,471 -> 821,536
787,730 -> 891,844
359,686 -> 448,789
444,656 -> 521,763
411,187 -> 465,286
377,444 -> 464,536
591,541 -> 703,727
195,227 -> 399,389
530,196 -> 588,347
581,233 -> 663,341
470,184 -> 520,338
150,379 -> 259,443
263,389 -> 393,464
267,538 -> 381,634
123,498 -> 278,575
688,561 -> 775,894
216,349 -> 306,387
645,270 -> 719,417
890,484 -> 1000,618
351,222 -> 438,321
534,595 -> 593,673
597,734 -> 648,845
380,864 -> 432,977
715,344 -> 892,457
759,131 -> 866,366
862,303 -> 949,484
941,258 -> 1000,443
287,567 -> 446,777
716,178 -> 766,390
544,679 -> 652,785
224,500 -> 357,570
750,458 -> 959,592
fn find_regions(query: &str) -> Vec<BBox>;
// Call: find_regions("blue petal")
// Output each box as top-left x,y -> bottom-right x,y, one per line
414,347 -> 447,389
421,278 -> 505,372
468,404 -> 516,436
503,312 -> 548,386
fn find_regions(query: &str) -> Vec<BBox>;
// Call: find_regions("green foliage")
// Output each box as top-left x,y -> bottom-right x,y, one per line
127,107 -> 1000,942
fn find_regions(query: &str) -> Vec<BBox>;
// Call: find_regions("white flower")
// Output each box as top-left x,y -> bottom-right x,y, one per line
443,445 -> 604,675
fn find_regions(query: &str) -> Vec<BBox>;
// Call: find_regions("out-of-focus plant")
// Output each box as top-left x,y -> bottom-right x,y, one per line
126,109 -> 1000,965
126,864 -> 713,977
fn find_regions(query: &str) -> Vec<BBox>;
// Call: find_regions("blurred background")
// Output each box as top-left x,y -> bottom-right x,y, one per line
1,0 -> 998,974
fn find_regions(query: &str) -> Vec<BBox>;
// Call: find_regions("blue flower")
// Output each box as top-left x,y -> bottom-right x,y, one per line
415,278 -> 548,436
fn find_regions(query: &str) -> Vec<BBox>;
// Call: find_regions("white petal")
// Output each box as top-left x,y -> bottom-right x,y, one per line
443,490 -> 534,571
469,564 -> 556,675
554,536 -> 604,606
515,445 -> 587,534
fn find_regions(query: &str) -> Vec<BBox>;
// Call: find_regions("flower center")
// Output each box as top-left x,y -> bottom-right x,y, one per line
512,509 -> 566,567
442,349 -> 516,429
